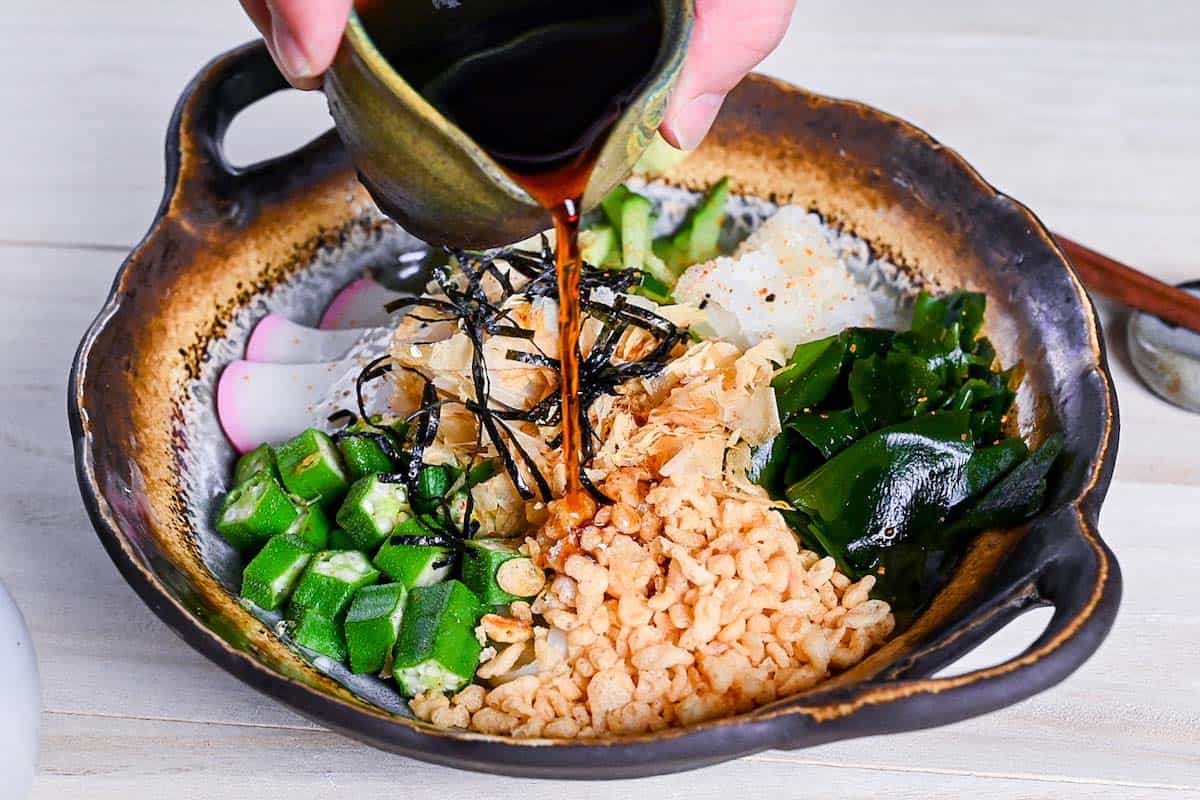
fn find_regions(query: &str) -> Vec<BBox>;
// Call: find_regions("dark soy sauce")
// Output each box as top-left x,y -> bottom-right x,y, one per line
368,0 -> 663,519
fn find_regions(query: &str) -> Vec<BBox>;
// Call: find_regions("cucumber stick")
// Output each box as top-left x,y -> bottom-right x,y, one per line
600,184 -> 635,230
579,224 -> 616,267
654,177 -> 730,277
619,194 -> 654,272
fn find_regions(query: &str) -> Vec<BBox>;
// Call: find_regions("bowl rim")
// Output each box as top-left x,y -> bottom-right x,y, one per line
68,41 -> 1120,778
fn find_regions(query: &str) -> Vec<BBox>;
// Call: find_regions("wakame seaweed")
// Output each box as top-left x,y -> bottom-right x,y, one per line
756,290 -> 1060,616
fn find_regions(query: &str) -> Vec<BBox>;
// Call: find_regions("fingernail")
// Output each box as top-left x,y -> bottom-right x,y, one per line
270,13 -> 316,83
671,92 -> 726,151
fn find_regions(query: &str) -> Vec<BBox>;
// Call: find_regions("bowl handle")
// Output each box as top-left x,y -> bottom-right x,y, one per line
778,506 -> 1120,744
161,41 -> 345,225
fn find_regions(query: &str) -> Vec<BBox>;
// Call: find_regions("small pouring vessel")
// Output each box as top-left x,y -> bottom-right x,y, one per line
324,0 -> 693,248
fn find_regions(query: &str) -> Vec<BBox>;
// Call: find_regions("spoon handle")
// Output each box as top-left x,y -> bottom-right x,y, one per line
1054,234 -> 1200,334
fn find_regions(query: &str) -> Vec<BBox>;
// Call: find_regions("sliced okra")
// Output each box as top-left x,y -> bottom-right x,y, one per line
216,471 -> 301,553
233,442 -> 280,486
461,538 -> 545,605
411,464 -> 454,513
328,528 -> 357,551
240,534 -> 314,611
286,501 -> 331,550
391,581 -> 483,695
335,474 -> 412,550
288,550 -> 380,618
336,420 -> 401,480
288,606 -> 347,660
275,428 -> 350,506
373,518 -> 455,588
345,582 -> 408,675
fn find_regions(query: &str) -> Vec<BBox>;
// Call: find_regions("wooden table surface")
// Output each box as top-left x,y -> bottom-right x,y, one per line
3,2 -> 1198,797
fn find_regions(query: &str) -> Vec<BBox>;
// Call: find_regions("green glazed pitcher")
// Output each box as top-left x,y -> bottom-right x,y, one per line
325,0 -> 693,248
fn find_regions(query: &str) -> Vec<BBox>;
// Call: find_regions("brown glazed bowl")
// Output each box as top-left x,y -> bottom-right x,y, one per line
69,43 -> 1120,779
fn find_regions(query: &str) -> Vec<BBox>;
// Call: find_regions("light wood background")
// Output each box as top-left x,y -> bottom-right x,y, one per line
2,1 -> 1198,797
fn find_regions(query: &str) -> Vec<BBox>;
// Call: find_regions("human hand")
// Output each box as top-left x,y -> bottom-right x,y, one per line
659,0 -> 795,149
241,0 -> 794,146
239,0 -> 353,90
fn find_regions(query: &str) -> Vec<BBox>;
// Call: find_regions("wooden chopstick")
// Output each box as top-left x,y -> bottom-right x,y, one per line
1053,235 -> 1200,334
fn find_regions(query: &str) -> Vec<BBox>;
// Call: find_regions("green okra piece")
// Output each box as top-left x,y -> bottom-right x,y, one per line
289,550 -> 380,618
328,528 -> 357,551
373,518 -> 455,588
336,421 -> 401,480
462,539 -> 545,606
289,606 -> 347,660
275,428 -> 350,506
240,534 -> 315,611
391,581 -> 484,695
233,443 -> 280,486
286,501 -> 331,550
420,579 -> 482,627
412,464 -> 453,514
345,582 -> 408,675
336,474 -> 412,550
216,471 -> 301,553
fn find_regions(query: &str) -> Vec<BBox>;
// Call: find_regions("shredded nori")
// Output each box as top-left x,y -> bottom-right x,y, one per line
333,243 -> 687,514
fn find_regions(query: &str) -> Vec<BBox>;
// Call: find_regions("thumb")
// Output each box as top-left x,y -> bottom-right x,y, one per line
660,0 -> 795,150
259,0 -> 354,89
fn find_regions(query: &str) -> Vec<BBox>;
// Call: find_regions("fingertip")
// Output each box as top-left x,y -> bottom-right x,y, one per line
660,92 -> 725,152
265,0 -> 353,86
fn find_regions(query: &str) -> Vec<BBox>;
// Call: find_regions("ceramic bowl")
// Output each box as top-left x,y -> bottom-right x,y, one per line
69,43 -> 1120,779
